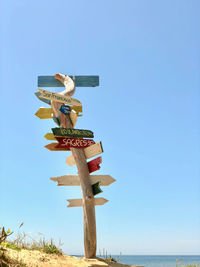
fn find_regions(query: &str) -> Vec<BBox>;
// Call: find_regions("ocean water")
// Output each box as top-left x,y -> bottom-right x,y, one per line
113,255 -> 200,267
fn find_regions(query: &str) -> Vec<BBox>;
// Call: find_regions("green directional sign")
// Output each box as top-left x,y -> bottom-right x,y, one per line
52,128 -> 94,138
92,182 -> 103,196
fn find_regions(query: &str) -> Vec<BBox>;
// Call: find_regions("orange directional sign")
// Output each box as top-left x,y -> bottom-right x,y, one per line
44,143 -> 70,151
67,198 -> 108,208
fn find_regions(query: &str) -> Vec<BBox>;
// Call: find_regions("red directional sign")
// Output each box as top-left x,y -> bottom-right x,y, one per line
87,157 -> 102,173
55,137 -> 95,149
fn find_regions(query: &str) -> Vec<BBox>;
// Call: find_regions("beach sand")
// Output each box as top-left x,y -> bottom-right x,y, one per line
1,248 -> 143,267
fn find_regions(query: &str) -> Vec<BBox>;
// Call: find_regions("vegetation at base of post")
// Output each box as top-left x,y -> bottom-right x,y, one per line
98,248 -> 122,263
0,223 -> 63,256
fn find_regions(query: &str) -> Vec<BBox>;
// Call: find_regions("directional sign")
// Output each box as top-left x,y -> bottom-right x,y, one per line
92,182 -> 103,196
55,137 -> 95,149
44,143 -> 70,151
38,88 -> 82,106
38,75 -> 99,87
35,107 -> 53,119
35,92 -> 51,105
52,128 -> 94,138
44,133 -> 56,140
67,198 -> 108,208
60,104 -> 71,115
87,157 -> 102,173
66,142 -> 103,166
71,105 -> 82,116
50,175 -> 116,186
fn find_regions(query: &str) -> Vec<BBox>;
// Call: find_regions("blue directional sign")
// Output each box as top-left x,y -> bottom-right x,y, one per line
59,105 -> 71,115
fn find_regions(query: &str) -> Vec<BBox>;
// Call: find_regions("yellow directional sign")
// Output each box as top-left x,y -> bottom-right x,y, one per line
35,106 -> 82,120
44,133 -> 56,140
35,108 -> 53,119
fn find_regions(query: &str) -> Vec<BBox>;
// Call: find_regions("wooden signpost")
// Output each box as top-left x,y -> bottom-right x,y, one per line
35,73 -> 115,259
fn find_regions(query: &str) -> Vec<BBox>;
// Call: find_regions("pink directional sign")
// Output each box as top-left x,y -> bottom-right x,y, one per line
55,137 -> 95,149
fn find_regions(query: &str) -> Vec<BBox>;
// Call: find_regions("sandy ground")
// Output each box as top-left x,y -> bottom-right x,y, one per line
1,248 -> 143,267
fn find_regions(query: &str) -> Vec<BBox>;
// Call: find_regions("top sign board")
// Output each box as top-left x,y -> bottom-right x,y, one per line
38,76 -> 99,87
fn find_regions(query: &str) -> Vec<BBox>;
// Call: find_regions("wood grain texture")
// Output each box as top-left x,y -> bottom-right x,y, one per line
66,142 -> 103,166
38,75 -> 99,87
70,110 -> 77,127
50,175 -> 116,186
67,198 -> 108,207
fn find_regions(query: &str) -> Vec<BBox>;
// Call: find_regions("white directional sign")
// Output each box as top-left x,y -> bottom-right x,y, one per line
50,175 -> 115,186
66,142 -> 103,166
67,198 -> 108,208
38,88 -> 82,106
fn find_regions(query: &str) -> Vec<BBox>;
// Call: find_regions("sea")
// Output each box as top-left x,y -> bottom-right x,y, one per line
110,255 -> 200,267
75,255 -> 200,267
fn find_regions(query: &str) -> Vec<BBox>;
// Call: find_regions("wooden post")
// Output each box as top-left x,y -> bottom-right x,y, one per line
51,74 -> 96,258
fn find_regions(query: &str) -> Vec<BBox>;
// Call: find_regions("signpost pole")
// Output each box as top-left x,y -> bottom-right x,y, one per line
51,75 -> 97,258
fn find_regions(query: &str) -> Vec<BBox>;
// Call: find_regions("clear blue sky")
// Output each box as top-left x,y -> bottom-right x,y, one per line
0,0 -> 199,255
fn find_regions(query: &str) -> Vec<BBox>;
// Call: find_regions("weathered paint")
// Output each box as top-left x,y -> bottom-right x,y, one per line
55,137 -> 95,149
52,128 -> 94,138
38,75 -> 99,87
87,157 -> 102,173
67,198 -> 108,208
50,175 -> 116,186
38,88 -> 82,106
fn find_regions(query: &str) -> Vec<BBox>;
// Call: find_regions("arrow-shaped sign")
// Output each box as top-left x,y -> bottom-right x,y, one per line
50,175 -> 116,186
66,142 -> 103,166
67,198 -> 108,208
44,133 -> 56,140
52,128 -> 94,138
92,182 -> 103,196
87,157 -> 102,173
38,88 -> 82,106
55,137 -> 95,149
35,107 -> 53,119
35,92 -> 51,105
44,143 -> 70,151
